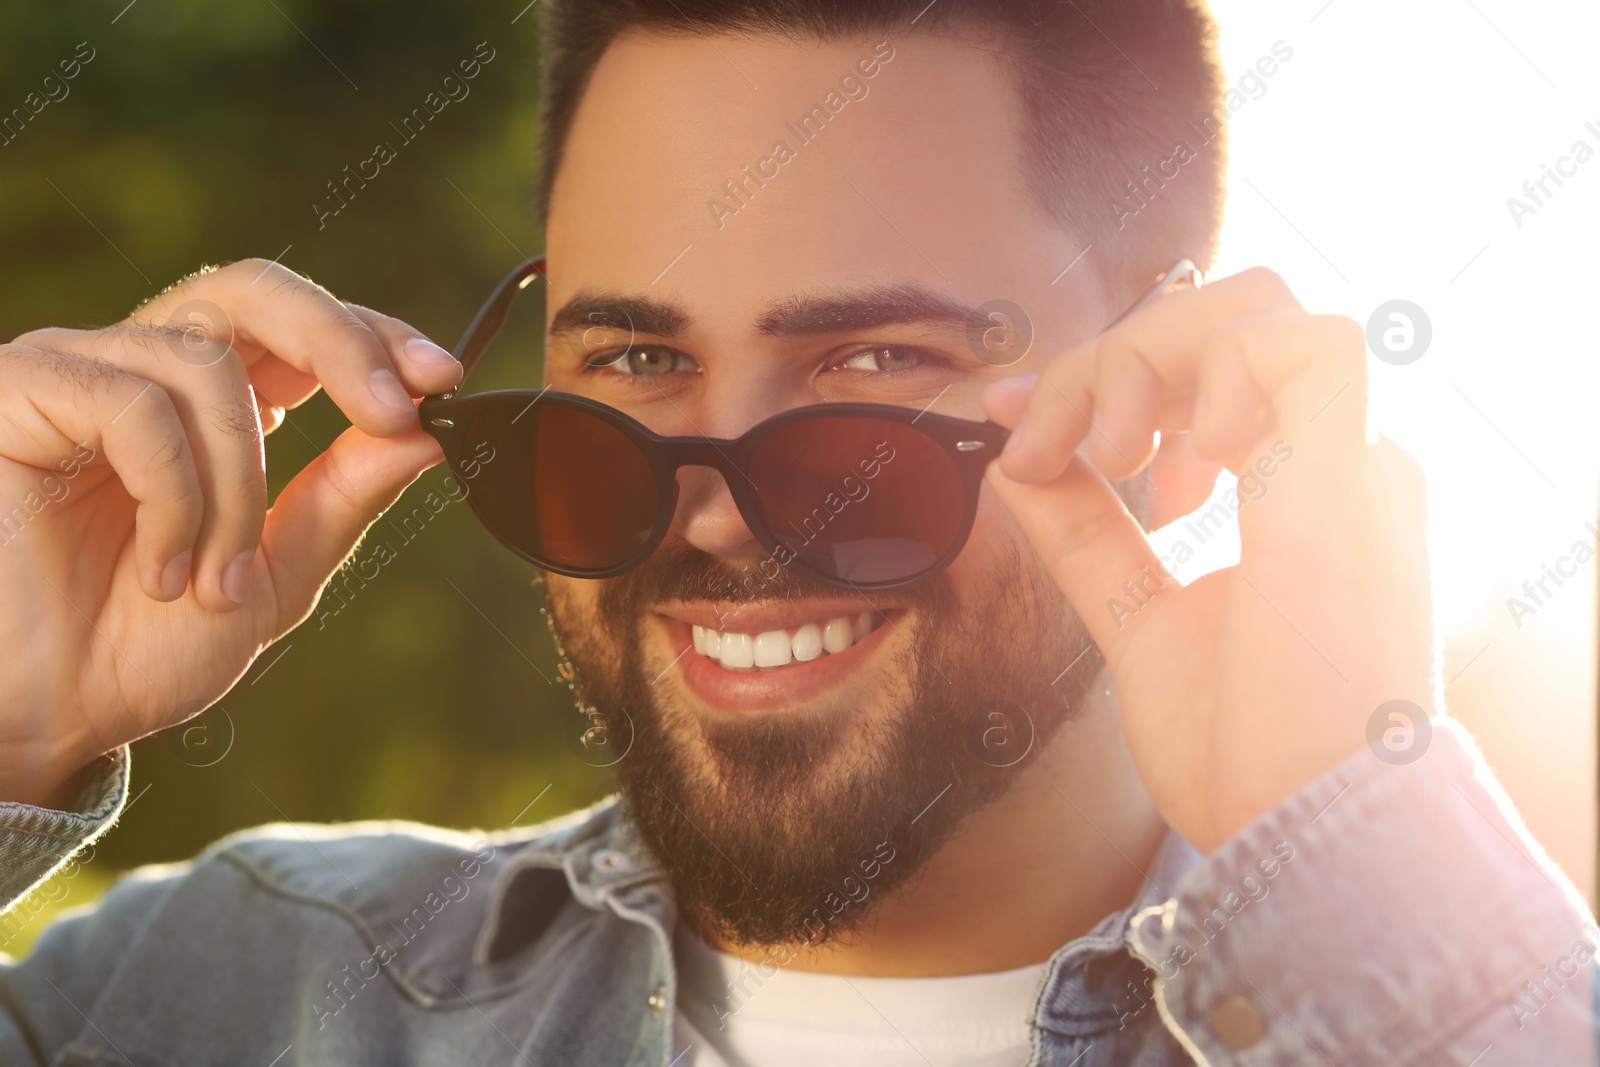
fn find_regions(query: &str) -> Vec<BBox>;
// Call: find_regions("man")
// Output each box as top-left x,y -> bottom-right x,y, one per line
0,0 -> 1592,1063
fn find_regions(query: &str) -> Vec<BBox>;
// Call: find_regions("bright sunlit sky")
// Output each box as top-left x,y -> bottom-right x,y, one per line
1150,0 -> 1600,892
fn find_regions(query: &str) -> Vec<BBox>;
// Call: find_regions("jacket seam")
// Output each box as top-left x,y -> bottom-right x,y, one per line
210,848 -> 583,1008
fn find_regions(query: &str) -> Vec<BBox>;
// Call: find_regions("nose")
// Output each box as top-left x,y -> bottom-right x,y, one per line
670,462 -> 761,562
659,388 -> 801,567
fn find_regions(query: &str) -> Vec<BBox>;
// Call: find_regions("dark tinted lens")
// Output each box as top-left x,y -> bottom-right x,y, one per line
461,400 -> 660,572
748,417 -> 965,584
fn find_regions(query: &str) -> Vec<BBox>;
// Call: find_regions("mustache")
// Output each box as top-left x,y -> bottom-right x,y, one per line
594,541 -> 948,624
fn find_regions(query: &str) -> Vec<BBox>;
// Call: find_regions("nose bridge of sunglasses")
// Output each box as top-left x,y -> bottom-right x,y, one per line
655,443 -> 782,566
659,438 -> 760,514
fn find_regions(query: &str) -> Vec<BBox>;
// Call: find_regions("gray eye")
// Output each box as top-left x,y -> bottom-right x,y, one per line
841,346 -> 924,372
596,345 -> 696,376
626,347 -> 677,375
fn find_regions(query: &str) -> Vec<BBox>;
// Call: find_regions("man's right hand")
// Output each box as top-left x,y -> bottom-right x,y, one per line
0,259 -> 463,808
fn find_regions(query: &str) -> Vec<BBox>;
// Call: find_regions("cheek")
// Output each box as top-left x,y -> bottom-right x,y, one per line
943,484 -> 1030,596
545,575 -> 611,650
944,485 -> 1080,636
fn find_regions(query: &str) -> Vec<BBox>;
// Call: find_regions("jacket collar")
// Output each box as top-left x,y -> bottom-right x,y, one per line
475,795 -> 665,966
474,793 -> 1202,1037
1031,831 -> 1203,1037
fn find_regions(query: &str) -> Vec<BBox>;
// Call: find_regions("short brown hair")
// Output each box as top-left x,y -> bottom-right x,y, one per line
537,0 -> 1227,294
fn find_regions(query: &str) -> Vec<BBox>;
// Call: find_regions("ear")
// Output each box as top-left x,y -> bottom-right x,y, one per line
1147,432 -> 1223,530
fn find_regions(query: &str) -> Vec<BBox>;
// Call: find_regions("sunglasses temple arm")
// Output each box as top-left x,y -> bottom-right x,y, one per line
450,254 -> 548,383
1105,258 -> 1203,331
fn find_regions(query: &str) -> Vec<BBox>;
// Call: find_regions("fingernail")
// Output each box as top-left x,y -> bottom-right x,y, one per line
222,550 -> 254,606
990,372 -> 1040,394
403,337 -> 458,365
369,368 -> 416,413
160,549 -> 192,600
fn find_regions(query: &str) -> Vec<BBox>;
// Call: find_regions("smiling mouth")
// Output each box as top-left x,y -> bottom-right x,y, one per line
691,611 -> 888,671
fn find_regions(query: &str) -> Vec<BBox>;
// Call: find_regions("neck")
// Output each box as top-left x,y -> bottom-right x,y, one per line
706,670 -> 1168,977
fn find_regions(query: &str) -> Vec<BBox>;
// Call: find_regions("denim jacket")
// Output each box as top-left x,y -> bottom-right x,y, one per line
0,717 -> 1594,1066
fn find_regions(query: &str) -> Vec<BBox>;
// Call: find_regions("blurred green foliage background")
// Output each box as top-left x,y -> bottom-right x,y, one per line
0,0 -> 611,950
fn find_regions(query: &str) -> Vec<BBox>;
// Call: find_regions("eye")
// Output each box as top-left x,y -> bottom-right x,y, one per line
835,345 -> 932,373
588,345 -> 699,377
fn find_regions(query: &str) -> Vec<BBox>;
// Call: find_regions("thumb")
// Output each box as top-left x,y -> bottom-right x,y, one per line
259,424 -> 444,632
985,455 -> 1171,662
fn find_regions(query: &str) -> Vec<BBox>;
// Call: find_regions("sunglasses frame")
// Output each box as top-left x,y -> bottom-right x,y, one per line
418,253 -> 1201,590
422,388 -> 1010,590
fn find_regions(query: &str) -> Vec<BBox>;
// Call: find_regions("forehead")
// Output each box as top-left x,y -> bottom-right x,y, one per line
545,28 -> 1082,319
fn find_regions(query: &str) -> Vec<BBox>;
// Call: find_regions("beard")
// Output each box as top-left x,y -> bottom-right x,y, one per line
543,537 -> 1100,951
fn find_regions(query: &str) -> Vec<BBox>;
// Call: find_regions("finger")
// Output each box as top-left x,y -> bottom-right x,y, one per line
130,260 -> 446,438
19,327 -> 270,613
0,346 -> 202,602
1092,346 -> 1162,479
1190,336 -> 1271,466
1146,433 -> 1223,530
19,318 -> 326,415
176,364 -> 267,613
258,423 -> 445,634
980,372 -> 1037,428
245,355 -> 320,413
344,303 -> 462,397
257,393 -> 286,435
1193,312 -> 1368,475
1000,267 -> 1302,484
985,453 -> 1169,662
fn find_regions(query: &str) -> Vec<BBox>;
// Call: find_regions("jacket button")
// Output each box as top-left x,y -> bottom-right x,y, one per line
648,984 -> 667,1017
1209,994 -> 1266,1050
592,848 -> 631,874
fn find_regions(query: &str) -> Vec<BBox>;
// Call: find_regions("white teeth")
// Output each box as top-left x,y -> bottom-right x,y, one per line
792,623 -> 823,662
687,611 -> 886,671
852,611 -> 874,642
754,630 -> 792,667
719,632 -> 754,669
822,617 -> 852,654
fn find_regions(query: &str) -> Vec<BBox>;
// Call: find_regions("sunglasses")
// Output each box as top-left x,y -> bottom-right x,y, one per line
418,255 -> 1199,593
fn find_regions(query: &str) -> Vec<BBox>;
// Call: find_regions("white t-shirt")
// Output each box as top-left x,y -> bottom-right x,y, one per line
671,927 -> 1048,1067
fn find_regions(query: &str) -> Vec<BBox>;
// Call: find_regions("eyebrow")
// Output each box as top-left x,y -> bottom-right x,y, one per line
548,283 -> 980,341
756,284 -> 979,336
548,292 -> 690,338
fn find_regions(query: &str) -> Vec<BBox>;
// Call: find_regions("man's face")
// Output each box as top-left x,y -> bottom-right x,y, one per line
541,28 -> 1134,946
